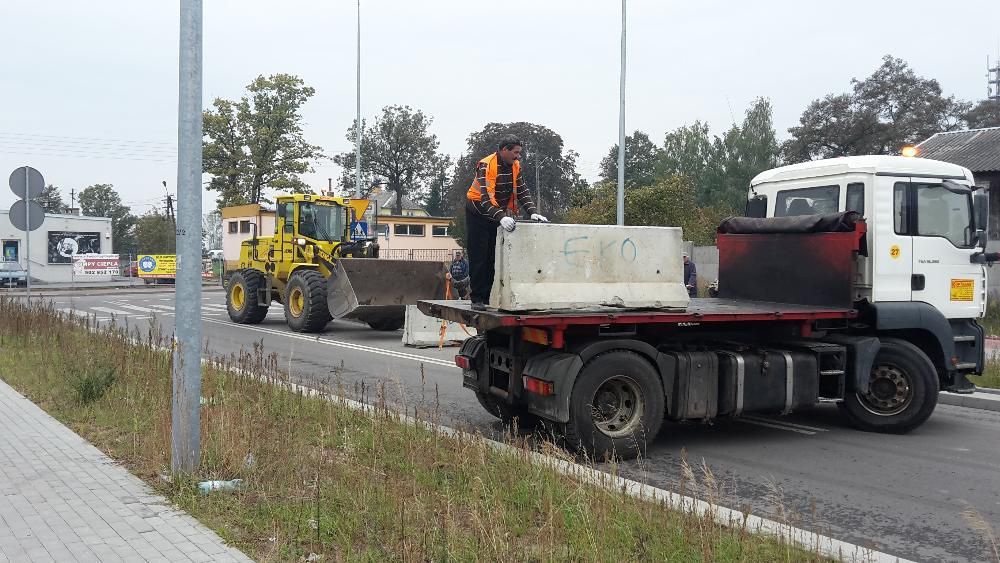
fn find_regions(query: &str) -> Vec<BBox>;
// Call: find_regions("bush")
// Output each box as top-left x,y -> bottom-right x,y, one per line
71,367 -> 116,405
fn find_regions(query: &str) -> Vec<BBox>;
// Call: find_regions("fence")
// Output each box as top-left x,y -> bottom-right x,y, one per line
379,248 -> 462,262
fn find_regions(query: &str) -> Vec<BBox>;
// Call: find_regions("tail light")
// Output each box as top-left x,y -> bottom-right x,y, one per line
523,376 -> 554,396
455,355 -> 471,370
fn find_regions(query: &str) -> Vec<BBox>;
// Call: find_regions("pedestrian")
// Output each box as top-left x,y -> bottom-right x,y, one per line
448,250 -> 471,300
683,252 -> 697,298
465,136 -> 548,310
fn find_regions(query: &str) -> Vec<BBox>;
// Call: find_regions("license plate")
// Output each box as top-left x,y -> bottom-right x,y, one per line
950,279 -> 974,301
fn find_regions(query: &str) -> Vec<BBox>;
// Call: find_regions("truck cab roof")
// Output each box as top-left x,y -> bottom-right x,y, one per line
750,156 -> 974,187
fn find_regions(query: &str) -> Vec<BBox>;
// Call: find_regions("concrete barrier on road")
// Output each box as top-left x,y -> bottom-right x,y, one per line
402,304 -> 471,348
490,223 -> 690,312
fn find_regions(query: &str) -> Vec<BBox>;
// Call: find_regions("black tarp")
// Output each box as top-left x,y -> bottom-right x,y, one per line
717,211 -> 862,234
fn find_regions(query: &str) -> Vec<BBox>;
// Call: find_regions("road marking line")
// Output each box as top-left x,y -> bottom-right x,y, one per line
107,303 -> 160,313
738,418 -> 815,435
91,307 -> 136,316
742,415 -> 828,433
202,318 -> 457,368
148,304 -> 175,311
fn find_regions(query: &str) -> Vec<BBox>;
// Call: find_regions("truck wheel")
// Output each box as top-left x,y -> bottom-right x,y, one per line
367,318 -> 404,331
284,270 -> 332,333
563,351 -> 664,460
475,392 -> 538,427
227,270 -> 269,324
838,338 -> 938,433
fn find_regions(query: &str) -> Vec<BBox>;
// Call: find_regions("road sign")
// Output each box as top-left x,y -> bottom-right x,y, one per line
350,220 -> 368,240
9,200 -> 45,231
8,166 -> 44,200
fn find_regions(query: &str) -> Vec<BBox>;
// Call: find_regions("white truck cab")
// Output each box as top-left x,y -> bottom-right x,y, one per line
747,155 -> 990,392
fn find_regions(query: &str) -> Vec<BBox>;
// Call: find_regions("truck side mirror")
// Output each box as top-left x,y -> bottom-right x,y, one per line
745,195 -> 767,218
974,191 -> 989,232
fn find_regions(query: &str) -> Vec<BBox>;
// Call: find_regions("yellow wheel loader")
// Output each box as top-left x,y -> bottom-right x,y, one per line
225,193 -> 447,332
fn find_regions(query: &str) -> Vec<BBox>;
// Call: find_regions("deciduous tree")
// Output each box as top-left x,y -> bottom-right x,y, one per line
78,184 -> 136,253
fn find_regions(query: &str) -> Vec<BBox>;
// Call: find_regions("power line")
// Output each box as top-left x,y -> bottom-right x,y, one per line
0,131 -> 175,149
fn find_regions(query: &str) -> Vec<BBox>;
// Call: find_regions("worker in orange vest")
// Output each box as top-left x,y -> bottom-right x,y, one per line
465,136 -> 548,310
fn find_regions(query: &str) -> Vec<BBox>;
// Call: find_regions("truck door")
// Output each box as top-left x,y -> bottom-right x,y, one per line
906,179 -> 982,319
872,177 -> 913,302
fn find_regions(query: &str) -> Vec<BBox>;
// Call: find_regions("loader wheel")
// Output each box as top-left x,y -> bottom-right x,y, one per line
838,338 -> 938,434
562,351 -> 664,460
284,270 -> 332,333
227,270 -> 269,324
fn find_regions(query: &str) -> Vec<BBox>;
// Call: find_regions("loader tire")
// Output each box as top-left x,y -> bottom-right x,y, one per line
227,270 -> 269,324
838,338 -> 938,434
284,270 -> 332,333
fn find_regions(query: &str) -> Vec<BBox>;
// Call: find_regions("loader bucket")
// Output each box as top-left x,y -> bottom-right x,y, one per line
327,259 -> 449,330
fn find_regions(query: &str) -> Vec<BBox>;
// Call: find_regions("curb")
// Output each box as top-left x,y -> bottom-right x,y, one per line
938,391 -> 1000,412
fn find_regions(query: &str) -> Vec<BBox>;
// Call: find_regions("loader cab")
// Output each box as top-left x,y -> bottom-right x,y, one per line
275,195 -> 349,244
746,156 -> 985,321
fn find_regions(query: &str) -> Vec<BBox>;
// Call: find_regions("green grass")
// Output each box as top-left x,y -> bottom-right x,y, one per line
0,297 -> 827,562
971,357 -> 1000,390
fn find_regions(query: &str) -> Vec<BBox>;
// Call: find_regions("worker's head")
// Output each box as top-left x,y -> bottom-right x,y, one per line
454,250 -> 463,260
683,252 -> 690,264
497,136 -> 523,165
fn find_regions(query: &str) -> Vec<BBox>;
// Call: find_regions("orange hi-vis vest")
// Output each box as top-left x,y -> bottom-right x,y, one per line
466,153 -> 522,214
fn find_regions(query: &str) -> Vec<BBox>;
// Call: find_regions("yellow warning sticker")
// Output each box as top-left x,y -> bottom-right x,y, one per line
950,279 -> 974,301
889,245 -> 901,259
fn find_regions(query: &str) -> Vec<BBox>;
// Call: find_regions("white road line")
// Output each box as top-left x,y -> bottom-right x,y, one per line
91,306 -> 137,317
742,415 -> 828,433
203,317 -> 456,368
738,418 -> 816,435
108,303 -> 160,314
148,304 -> 175,311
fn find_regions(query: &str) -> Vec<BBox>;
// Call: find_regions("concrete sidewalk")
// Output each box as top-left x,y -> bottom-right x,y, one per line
0,380 -> 252,563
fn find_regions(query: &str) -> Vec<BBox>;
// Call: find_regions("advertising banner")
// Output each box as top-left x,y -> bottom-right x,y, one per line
137,254 -> 176,278
72,254 -> 121,276
48,231 -> 101,264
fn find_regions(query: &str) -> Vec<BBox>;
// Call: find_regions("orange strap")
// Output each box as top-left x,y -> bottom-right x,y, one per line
439,279 -> 474,348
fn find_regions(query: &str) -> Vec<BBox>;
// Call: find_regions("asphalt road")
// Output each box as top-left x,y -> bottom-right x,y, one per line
39,288 -> 1000,562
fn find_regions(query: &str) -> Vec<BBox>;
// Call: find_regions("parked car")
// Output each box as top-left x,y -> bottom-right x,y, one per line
0,262 -> 28,287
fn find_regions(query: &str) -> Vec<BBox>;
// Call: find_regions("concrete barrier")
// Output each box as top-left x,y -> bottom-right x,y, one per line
402,304 -> 471,348
490,223 -> 689,312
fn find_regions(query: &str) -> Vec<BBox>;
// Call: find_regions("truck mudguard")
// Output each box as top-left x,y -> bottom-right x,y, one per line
867,302 -> 954,375
821,334 -> 880,391
521,352 -> 584,422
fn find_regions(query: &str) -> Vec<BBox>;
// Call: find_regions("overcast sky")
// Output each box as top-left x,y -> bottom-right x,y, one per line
1,0 -> 998,215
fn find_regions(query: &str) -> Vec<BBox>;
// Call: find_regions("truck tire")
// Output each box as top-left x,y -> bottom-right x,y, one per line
563,351 -> 665,460
227,270 -> 269,324
284,270 -> 332,333
838,338 -> 938,434
475,391 -> 538,427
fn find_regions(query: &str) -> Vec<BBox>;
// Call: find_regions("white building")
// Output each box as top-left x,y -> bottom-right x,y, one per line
0,209 -> 114,283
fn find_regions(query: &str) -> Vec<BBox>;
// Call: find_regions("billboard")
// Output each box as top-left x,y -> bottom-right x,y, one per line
137,254 -> 176,278
48,231 -> 101,264
72,255 -> 121,276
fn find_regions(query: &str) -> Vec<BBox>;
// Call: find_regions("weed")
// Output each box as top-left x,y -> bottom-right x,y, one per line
70,366 -> 116,405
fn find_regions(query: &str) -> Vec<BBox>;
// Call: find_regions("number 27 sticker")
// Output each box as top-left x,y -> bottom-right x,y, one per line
889,245 -> 901,259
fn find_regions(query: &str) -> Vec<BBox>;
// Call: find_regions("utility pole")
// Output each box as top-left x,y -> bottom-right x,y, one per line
354,0 -> 362,198
172,0 -> 203,474
989,54 -> 1000,101
616,0 -> 627,226
69,188 -> 75,212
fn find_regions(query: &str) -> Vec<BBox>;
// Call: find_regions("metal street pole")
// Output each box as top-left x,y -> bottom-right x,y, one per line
173,0 -> 203,474
354,0 -> 362,198
24,167 -> 31,300
535,160 -> 541,216
616,0 -> 627,226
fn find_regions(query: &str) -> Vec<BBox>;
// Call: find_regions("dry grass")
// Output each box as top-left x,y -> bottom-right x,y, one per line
971,356 -> 1000,390
0,296 -> 828,562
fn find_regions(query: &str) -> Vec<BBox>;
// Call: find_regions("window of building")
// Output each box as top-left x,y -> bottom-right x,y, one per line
432,225 -> 449,237
2,240 -> 18,262
394,224 -> 425,236
240,220 -> 251,234
846,183 -> 865,215
376,224 -> 389,237
228,221 -> 238,234
774,185 -> 840,217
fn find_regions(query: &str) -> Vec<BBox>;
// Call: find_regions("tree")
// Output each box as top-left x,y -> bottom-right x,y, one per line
785,55 -> 968,161
708,98 -> 781,210
78,184 -> 136,253
203,74 -> 325,207
334,105 -> 441,216
203,211 -> 223,250
599,131 -> 662,189
422,155 -> 451,217
135,212 -> 175,254
37,185 -> 68,214
564,177 -> 728,246
447,122 -> 582,220
963,99 -> 1000,129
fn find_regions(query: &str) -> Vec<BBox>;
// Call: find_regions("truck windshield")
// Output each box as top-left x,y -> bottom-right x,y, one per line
774,185 -> 840,217
914,183 -> 973,247
298,202 -> 344,241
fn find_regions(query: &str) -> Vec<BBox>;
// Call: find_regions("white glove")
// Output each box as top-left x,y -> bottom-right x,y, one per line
530,213 -> 549,223
500,217 -> 516,232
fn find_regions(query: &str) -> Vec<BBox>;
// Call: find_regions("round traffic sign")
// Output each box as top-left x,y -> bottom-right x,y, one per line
9,199 -> 45,231
9,166 -> 45,200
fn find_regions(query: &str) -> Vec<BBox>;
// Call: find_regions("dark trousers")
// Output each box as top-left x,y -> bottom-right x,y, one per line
466,209 -> 499,304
